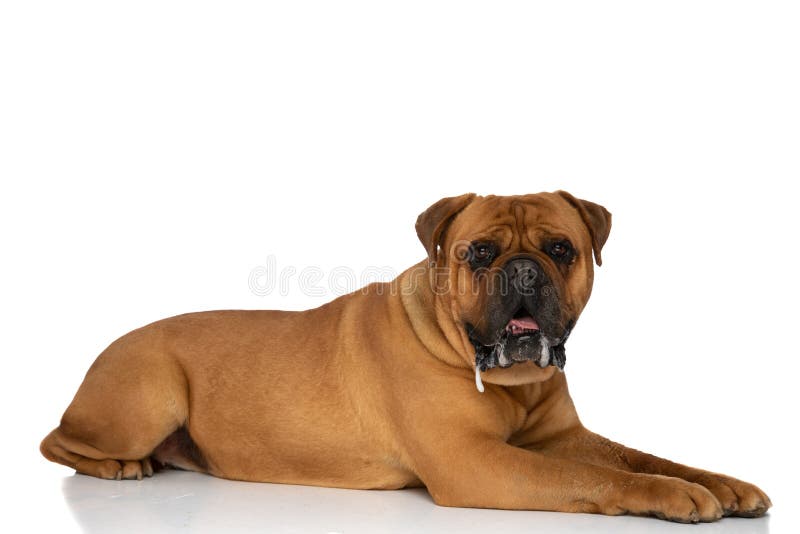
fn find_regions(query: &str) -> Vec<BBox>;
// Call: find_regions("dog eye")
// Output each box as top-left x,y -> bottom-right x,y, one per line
474,245 -> 491,259
547,240 -> 573,261
468,242 -> 497,269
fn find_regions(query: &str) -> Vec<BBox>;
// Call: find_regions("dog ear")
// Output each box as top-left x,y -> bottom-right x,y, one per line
556,191 -> 612,266
416,193 -> 477,265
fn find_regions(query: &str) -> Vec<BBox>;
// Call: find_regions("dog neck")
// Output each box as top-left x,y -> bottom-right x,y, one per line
398,261 -> 472,370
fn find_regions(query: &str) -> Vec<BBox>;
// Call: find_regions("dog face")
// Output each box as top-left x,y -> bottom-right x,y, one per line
416,192 -> 611,381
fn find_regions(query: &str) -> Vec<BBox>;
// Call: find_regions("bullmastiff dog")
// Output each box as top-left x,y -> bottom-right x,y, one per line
41,191 -> 771,522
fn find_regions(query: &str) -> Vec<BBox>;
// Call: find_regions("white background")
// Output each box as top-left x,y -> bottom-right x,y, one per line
1,1 -> 798,533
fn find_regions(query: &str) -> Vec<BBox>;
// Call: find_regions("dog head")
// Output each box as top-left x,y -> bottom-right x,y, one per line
416,192 -> 611,386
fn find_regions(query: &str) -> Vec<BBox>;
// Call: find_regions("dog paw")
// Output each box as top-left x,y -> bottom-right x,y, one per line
117,458 -> 154,480
618,474 -> 723,523
691,473 -> 771,517
84,459 -> 124,480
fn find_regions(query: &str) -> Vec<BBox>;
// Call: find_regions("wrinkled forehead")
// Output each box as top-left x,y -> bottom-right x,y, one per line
448,193 -> 587,248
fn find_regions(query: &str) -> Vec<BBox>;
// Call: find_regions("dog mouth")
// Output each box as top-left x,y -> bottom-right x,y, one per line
468,310 -> 572,385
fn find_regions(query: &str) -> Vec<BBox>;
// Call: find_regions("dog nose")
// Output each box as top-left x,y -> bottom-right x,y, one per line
504,257 -> 540,294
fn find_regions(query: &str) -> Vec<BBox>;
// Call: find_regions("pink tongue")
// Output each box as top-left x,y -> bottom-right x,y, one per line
507,315 -> 540,334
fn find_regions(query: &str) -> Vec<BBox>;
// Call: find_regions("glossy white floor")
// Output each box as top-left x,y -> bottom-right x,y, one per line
23,464 -> 776,534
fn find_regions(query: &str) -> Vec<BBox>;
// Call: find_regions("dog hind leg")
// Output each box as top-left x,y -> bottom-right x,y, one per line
40,342 -> 190,480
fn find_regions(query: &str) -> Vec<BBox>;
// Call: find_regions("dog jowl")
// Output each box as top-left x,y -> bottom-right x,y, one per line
462,253 -> 572,376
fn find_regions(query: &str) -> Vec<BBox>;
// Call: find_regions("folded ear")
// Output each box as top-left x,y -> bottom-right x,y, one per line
415,193 -> 477,265
556,190 -> 612,266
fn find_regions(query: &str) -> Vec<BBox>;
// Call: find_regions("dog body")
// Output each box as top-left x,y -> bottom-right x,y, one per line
41,192 -> 770,522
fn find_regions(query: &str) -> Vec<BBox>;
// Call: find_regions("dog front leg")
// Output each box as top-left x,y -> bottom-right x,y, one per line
529,426 -> 771,518
414,433 -> 723,523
